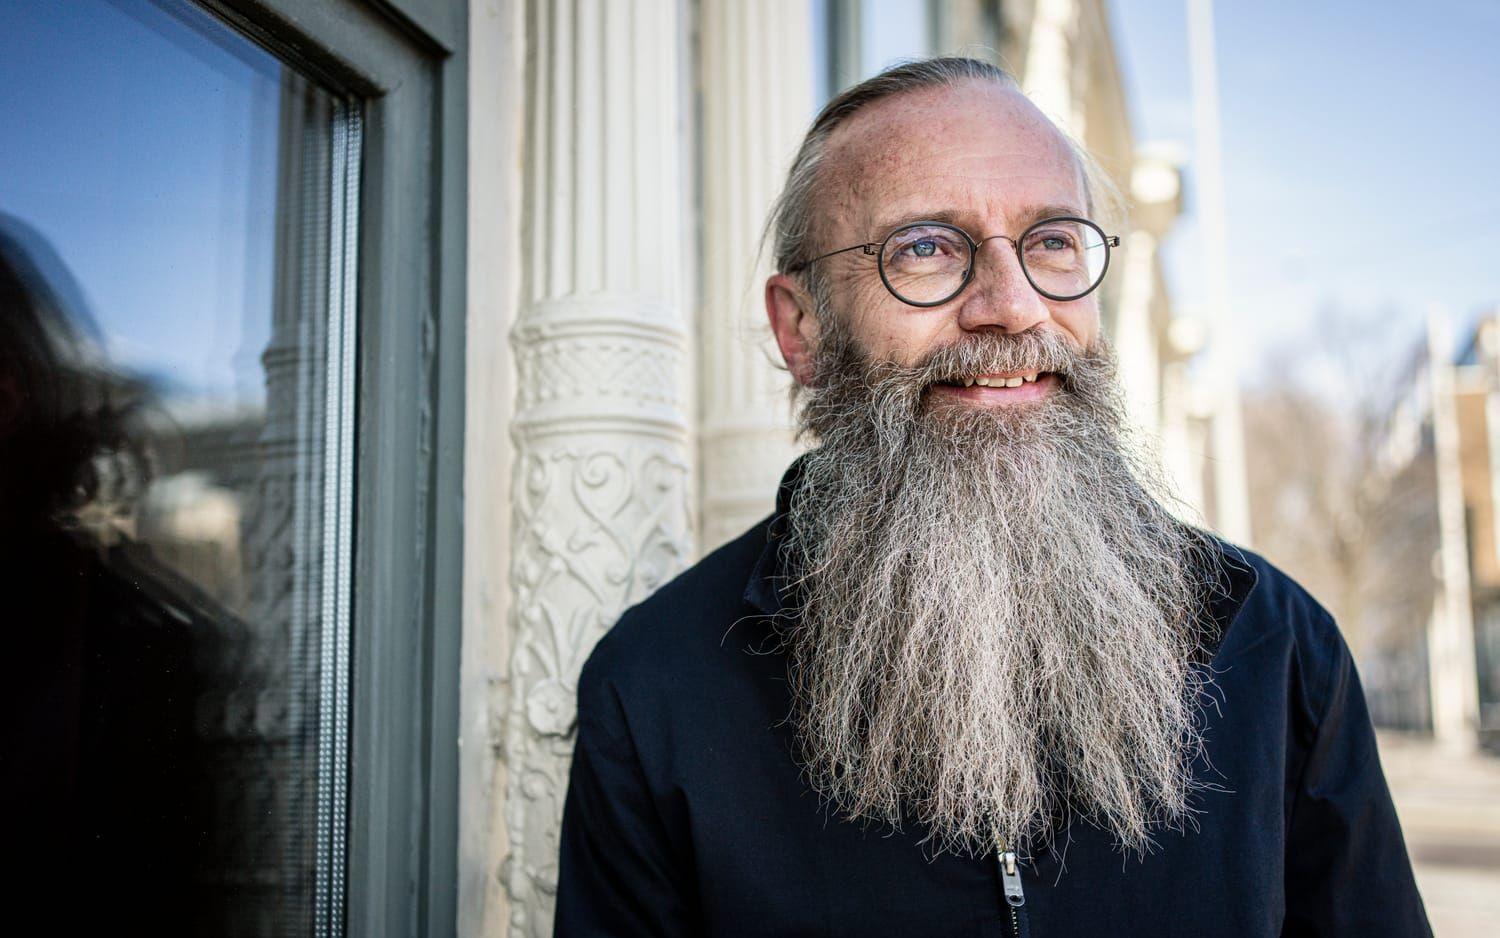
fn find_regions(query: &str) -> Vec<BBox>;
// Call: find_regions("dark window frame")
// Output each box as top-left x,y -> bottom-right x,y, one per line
197,1 -> 467,934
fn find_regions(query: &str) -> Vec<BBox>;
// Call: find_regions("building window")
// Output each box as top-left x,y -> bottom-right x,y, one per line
1,0 -> 360,932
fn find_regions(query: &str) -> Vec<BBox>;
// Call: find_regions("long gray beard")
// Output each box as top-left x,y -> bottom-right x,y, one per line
781,320 -> 1218,859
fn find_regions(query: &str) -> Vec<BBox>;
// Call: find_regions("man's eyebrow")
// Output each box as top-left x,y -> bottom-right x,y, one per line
1016,203 -> 1090,226
867,208 -> 966,234
867,203 -> 1090,238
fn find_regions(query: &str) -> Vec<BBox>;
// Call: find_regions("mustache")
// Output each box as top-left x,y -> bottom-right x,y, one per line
910,328 -> 1085,386
803,326 -> 1117,448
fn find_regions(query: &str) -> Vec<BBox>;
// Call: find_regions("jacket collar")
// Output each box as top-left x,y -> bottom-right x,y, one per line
740,458 -> 804,617
742,456 -> 1260,642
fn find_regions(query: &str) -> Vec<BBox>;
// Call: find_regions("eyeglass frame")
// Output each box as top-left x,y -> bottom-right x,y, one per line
785,215 -> 1122,308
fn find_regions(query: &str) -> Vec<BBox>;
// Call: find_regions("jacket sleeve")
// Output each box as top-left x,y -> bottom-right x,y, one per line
554,664 -> 697,937
1281,627 -> 1432,937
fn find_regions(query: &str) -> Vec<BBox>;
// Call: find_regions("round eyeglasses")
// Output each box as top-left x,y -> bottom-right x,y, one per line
787,216 -> 1120,307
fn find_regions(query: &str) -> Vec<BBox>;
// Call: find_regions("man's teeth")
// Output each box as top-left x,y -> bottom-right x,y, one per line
966,372 -> 1041,388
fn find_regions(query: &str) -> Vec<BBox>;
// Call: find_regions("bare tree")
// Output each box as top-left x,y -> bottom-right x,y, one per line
1241,304 -> 1436,727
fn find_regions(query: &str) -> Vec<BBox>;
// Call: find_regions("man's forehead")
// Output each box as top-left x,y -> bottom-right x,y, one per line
821,82 -> 1086,236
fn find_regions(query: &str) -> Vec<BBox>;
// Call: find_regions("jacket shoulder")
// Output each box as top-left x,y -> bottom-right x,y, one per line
1214,539 -> 1340,644
1238,540 -> 1334,615
1211,539 -> 1351,719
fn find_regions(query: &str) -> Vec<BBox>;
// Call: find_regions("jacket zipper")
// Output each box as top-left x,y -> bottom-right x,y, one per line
998,842 -> 1026,937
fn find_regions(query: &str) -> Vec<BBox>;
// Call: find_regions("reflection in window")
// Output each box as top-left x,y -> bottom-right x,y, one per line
0,2 -> 358,935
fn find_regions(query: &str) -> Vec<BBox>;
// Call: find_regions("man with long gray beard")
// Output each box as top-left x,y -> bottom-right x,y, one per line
555,58 -> 1430,938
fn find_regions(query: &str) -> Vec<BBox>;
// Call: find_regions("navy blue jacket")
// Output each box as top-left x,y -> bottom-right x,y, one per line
556,465 -> 1432,937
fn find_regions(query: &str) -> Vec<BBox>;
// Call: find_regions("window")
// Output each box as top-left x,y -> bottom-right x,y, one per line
1,0 -> 465,934
2,0 -> 358,932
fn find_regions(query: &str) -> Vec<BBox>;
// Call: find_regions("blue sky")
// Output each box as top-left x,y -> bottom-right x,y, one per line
0,0 -> 280,406
1109,0 -> 1500,379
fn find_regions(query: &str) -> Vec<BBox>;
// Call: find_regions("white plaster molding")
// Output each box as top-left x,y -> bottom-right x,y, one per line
460,1 -> 525,934
503,2 -> 694,935
696,0 -> 813,553
1022,0 -> 1079,135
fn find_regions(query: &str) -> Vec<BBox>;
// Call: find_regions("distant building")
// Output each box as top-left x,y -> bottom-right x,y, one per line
1367,308 -> 1500,751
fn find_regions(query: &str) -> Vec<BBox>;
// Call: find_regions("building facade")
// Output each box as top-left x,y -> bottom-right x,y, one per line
1365,310 -> 1500,752
0,0 -> 1246,934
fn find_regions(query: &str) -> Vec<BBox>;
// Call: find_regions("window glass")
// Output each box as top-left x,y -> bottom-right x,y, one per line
0,1 -> 358,934
859,0 -> 934,79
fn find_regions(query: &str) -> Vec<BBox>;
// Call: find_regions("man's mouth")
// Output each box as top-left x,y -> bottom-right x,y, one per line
937,370 -> 1047,388
929,370 -> 1061,403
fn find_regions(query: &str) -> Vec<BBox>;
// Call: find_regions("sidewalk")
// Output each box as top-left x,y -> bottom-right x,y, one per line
1378,732 -> 1500,937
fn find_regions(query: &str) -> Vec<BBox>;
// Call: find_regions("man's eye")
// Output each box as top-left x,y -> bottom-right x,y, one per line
1029,232 -> 1074,251
889,229 -> 963,260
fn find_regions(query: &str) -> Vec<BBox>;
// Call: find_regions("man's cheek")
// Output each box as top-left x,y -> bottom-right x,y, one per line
842,278 -> 907,328
848,312 -> 939,368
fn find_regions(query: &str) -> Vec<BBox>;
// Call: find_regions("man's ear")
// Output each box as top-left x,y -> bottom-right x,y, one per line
765,273 -> 821,387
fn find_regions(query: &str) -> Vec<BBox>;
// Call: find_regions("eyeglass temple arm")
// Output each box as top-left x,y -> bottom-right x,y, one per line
786,242 -> 880,273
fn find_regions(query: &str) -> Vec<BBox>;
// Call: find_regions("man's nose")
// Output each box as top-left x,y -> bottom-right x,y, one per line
954,238 -> 1051,334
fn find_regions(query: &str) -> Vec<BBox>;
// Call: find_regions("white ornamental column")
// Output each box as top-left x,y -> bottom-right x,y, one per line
1111,228 -> 1162,437
1186,0 -> 1251,543
1115,152 -> 1183,476
1426,311 -> 1481,752
503,1 -> 695,935
697,0 -> 814,551
1022,0 -> 1081,136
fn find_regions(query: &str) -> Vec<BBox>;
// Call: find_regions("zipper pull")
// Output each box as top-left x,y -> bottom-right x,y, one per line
1000,850 -> 1026,908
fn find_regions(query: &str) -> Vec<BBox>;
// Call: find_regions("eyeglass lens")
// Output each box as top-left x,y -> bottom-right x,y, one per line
879,219 -> 1109,305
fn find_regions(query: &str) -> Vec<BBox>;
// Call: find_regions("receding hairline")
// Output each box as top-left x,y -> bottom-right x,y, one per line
813,79 -> 1094,241
768,58 -> 1119,279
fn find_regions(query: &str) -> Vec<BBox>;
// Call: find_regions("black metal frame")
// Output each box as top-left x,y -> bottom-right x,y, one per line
789,215 -> 1120,307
